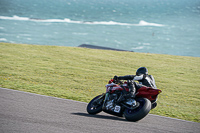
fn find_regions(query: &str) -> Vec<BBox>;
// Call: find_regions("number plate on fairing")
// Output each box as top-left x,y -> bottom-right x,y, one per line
114,105 -> 121,113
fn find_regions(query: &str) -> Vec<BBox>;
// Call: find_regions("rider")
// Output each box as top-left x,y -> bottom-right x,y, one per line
113,67 -> 157,95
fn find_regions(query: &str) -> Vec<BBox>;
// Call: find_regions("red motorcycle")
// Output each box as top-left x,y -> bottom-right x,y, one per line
87,79 -> 162,121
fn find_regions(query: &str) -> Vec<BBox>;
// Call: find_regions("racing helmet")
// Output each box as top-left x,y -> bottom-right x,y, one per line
136,67 -> 148,76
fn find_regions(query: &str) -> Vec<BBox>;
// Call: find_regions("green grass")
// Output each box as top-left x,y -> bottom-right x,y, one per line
0,42 -> 200,122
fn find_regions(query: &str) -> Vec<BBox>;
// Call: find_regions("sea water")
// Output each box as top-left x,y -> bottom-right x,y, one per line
0,0 -> 200,57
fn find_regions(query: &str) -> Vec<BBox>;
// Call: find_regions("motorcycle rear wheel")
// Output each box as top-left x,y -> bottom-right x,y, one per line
124,98 -> 151,122
87,95 -> 103,115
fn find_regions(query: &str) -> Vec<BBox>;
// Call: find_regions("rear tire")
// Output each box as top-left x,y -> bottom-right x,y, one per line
87,95 -> 103,115
124,98 -> 151,122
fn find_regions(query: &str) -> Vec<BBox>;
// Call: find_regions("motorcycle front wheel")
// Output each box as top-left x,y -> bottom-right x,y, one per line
124,98 -> 151,122
87,95 -> 103,115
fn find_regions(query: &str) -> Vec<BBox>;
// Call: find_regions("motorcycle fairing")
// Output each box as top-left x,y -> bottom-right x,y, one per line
136,86 -> 161,102
106,83 -> 129,93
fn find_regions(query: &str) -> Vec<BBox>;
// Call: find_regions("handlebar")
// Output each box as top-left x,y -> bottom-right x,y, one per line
109,78 -> 129,85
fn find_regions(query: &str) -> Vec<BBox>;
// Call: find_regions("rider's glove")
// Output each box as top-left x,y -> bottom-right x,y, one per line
113,75 -> 118,80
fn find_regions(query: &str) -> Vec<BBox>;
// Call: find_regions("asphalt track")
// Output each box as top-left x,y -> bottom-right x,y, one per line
0,88 -> 199,133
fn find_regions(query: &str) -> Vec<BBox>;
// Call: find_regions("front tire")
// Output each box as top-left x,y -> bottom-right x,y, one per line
124,98 -> 151,122
87,95 -> 103,115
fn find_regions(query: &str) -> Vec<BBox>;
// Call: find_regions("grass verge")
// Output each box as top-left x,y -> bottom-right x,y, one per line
0,42 -> 199,122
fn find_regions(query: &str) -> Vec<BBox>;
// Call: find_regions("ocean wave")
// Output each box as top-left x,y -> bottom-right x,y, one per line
0,38 -> 7,42
0,15 -> 165,27
138,20 -> 164,27
0,15 -> 29,21
131,46 -> 144,50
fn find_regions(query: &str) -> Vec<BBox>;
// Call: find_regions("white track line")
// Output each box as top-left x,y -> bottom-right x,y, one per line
0,87 -> 87,104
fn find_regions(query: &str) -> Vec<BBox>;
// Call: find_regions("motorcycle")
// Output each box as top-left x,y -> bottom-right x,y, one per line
87,78 -> 162,121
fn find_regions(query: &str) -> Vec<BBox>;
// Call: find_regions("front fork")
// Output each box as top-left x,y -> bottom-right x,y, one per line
91,93 -> 106,107
102,93 -> 109,109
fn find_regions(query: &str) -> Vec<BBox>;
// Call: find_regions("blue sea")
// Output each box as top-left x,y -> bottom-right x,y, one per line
0,0 -> 200,57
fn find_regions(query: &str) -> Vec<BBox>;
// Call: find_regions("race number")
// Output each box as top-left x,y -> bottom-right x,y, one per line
114,105 -> 121,113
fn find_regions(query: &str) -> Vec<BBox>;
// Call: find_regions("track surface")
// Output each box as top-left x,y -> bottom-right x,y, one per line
0,88 -> 199,133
